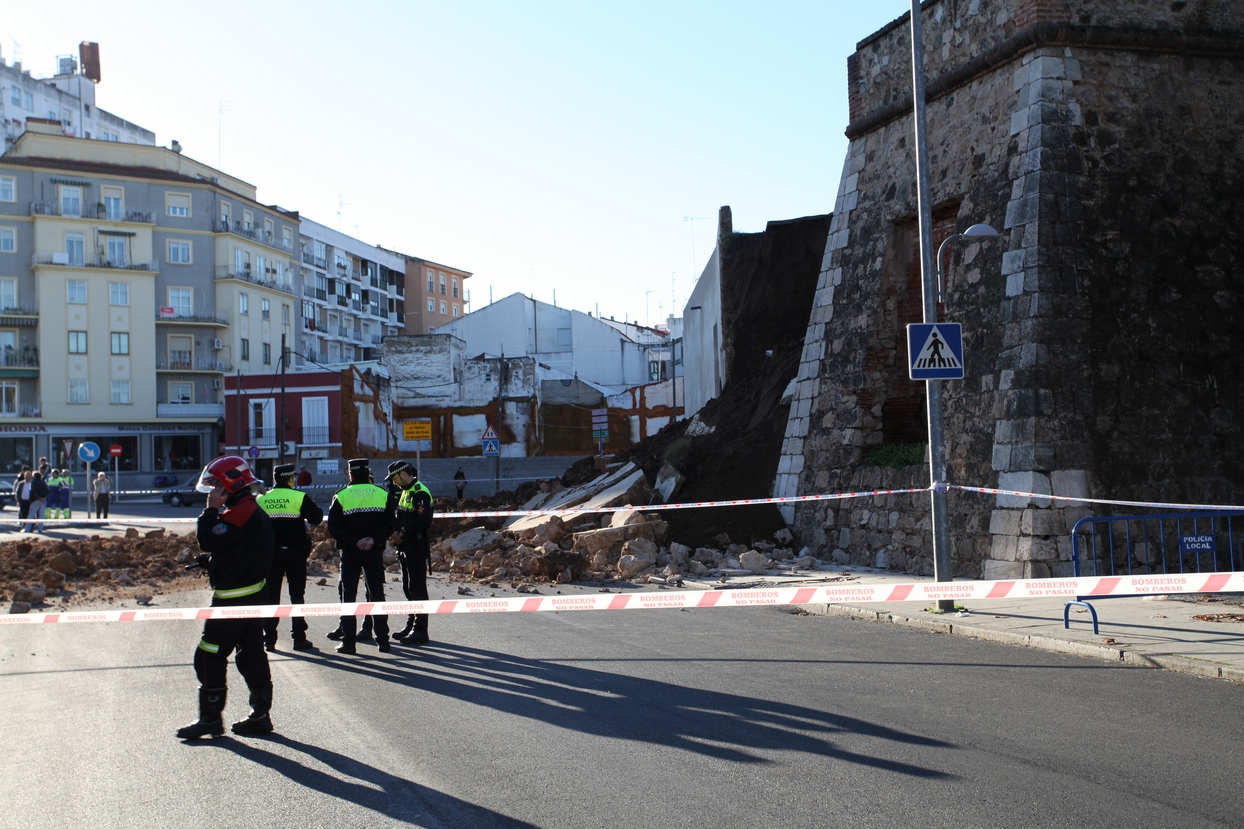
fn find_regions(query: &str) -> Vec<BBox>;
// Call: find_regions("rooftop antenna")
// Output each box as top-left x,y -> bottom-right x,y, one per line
336,193 -> 350,231
684,216 -> 708,281
8,36 -> 20,64
217,99 -> 232,170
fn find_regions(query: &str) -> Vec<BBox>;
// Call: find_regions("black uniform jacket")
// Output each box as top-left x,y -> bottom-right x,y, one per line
197,494 -> 274,594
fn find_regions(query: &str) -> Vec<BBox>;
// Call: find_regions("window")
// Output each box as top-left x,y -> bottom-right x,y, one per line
111,380 -> 131,404
262,342 -> 271,365
166,192 -> 191,218
282,227 -> 292,249
66,280 -> 86,304
69,331 -> 88,353
101,186 -> 123,220
0,227 -> 14,253
256,255 -> 266,277
220,201 -> 232,229
68,380 -> 89,404
168,334 -> 192,369
262,298 -> 270,319
240,338 -> 250,361
427,298 -> 434,312
439,272 -> 446,295
239,293 -> 249,315
169,382 -> 192,404
453,303 -> 460,317
452,277 -> 459,298
264,217 -> 274,241
65,232 -> 85,266
6,88 -> 16,106
0,381 -> 15,416
60,185 -> 82,217
109,282 -> 129,306
440,300 -> 447,314
0,176 -> 14,202
0,279 -> 16,310
168,288 -> 192,317
168,240 -> 191,264
302,396 -> 330,444
21,91 -> 33,110
106,237 -> 127,267
427,269 -> 434,292
282,304 -> 290,324
242,210 -> 253,231
557,328 -> 572,346
111,332 -> 130,355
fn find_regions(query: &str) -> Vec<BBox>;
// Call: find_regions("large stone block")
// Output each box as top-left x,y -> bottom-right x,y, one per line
989,509 -> 1022,536
996,471 -> 1051,509
1020,508 -> 1063,536
982,560 -> 1025,580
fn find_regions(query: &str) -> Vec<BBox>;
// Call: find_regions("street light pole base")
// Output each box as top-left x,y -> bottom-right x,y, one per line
937,599 -> 956,613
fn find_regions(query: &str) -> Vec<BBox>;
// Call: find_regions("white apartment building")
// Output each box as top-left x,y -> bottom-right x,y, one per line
295,218 -> 405,368
1,45 -> 155,153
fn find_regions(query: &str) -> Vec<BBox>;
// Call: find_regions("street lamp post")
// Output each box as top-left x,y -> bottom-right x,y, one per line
910,1 -> 1001,609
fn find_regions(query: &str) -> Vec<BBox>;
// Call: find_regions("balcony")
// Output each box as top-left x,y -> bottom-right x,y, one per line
156,355 -> 231,372
370,334 -> 383,345
336,326 -> 349,338
214,266 -> 296,296
0,304 -> 39,326
395,312 -> 406,325
30,202 -> 154,223
336,295 -> 348,307
350,330 -> 363,342
219,220 -> 281,249
243,428 -> 277,445
155,310 -> 228,325
302,284 -> 316,298
33,253 -> 159,272
301,426 -> 331,445
157,402 -> 226,418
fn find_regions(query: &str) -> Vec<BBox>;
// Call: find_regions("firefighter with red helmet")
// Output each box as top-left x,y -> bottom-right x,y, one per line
177,456 -> 276,740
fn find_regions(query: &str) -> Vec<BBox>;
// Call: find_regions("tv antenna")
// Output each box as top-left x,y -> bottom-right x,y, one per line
683,216 -> 708,281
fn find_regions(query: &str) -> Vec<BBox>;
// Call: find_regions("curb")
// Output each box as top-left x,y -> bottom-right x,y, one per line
801,602 -> 1243,684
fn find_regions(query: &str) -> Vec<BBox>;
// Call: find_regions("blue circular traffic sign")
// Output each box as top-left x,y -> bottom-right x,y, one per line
78,441 -> 101,463
247,445 -> 261,459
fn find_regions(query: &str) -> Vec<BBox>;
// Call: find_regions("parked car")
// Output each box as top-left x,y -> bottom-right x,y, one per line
161,484 -> 205,508
0,481 -> 13,509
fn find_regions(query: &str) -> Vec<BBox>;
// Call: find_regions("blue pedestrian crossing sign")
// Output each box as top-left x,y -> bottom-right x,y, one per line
482,439 -> 500,457
907,323 -> 964,380
78,441 -> 101,463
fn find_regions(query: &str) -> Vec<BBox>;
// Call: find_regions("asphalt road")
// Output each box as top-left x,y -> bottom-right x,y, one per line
1,583 -> 1242,829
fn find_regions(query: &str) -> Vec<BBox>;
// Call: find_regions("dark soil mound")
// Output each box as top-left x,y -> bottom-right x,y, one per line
563,212 -> 831,548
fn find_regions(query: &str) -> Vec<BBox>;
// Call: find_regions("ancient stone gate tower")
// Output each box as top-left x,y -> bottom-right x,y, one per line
775,0 -> 1244,577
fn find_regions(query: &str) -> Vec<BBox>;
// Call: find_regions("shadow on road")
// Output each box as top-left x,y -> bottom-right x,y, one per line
200,734 -> 538,828
287,641 -> 955,777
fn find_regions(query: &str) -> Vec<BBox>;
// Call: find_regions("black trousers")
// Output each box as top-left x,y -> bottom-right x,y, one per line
339,548 -> 388,642
399,549 -> 430,603
95,493 -> 110,519
264,552 -> 308,640
194,599 -> 271,690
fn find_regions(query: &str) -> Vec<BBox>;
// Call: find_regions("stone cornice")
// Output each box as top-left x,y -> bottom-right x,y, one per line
845,24 -> 1244,140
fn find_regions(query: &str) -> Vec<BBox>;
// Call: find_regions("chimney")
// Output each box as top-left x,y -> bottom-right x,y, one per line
717,205 -> 732,250
171,139 -> 182,154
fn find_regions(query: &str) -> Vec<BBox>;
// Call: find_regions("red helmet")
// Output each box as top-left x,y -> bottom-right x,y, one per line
197,455 -> 260,494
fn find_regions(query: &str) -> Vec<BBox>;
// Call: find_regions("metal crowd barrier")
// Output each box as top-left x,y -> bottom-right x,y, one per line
1066,510 -> 1244,633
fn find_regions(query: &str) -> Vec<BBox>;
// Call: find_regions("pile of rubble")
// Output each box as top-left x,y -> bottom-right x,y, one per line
2,527 -> 206,612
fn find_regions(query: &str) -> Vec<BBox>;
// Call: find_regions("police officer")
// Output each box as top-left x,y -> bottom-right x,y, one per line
388,460 -> 434,644
177,456 -> 275,739
328,459 -> 393,655
257,463 -> 324,652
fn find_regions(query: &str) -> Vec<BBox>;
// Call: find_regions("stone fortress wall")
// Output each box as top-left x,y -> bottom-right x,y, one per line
774,0 -> 1244,577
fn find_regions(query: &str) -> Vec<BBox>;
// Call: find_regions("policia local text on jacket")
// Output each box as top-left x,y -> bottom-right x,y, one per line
256,464 -> 324,651
327,459 -> 394,654
177,456 -> 275,740
387,460 -> 434,644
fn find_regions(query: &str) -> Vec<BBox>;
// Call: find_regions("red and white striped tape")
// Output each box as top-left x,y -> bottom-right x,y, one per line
4,571 -> 1241,626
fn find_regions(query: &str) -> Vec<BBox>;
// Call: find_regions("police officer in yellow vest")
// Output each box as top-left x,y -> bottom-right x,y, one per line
327,459 -> 394,654
387,460 -> 435,644
257,464 -> 324,652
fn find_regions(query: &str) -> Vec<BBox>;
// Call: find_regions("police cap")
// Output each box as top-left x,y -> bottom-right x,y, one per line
386,460 -> 415,480
272,463 -> 296,484
347,458 -> 371,474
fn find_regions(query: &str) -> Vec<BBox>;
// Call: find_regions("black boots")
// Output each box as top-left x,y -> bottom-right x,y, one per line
406,614 -> 430,646
176,687 -> 226,739
231,683 -> 274,735
263,630 -> 278,652
327,617 -> 372,641
394,615 -> 416,640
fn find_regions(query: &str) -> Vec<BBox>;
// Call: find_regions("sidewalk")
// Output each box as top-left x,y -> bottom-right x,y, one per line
696,566 -> 1244,684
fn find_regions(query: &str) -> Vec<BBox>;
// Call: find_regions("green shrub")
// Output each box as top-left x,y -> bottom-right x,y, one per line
862,443 -> 927,468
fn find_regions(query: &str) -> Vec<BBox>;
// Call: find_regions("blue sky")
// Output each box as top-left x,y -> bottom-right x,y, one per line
4,1 -> 906,326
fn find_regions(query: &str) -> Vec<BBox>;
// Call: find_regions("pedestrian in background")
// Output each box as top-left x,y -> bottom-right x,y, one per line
92,471 -> 112,520
454,466 -> 467,502
58,468 -> 74,520
177,456 -> 275,740
25,471 -> 48,532
327,459 -> 393,655
296,465 -> 313,488
45,468 -> 63,520
16,469 -> 32,525
257,464 -> 324,652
